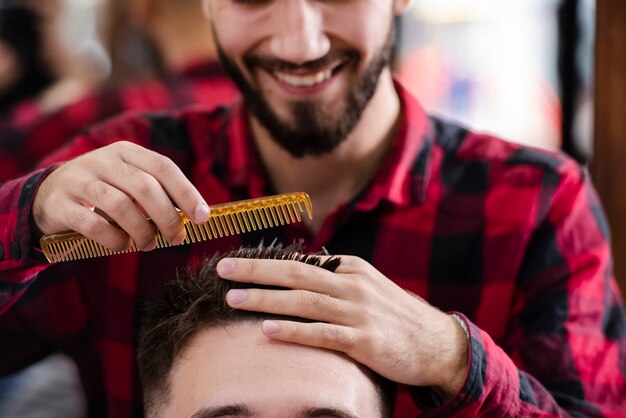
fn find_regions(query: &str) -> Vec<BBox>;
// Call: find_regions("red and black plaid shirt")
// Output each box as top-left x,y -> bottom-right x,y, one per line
0,82 -> 624,418
0,60 -> 239,182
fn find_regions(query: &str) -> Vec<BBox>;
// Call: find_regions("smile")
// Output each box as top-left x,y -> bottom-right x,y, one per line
273,68 -> 333,88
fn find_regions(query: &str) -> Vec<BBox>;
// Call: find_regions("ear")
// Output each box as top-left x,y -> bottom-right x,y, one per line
393,0 -> 415,15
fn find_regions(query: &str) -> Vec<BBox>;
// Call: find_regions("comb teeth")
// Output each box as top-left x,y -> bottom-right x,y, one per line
181,196 -> 308,243
40,192 -> 313,263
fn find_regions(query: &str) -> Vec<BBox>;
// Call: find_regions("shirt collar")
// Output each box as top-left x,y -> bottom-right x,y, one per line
220,80 -> 433,207
355,80 -> 433,210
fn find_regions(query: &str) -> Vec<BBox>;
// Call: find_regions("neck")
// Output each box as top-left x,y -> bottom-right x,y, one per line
252,70 -> 401,233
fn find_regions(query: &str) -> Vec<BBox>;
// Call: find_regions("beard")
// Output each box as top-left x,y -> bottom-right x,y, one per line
214,27 -> 394,158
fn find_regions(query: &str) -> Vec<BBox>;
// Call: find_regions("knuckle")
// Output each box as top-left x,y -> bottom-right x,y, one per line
324,327 -> 356,352
358,333 -> 377,357
346,255 -> 367,270
85,181 -> 110,203
131,224 -> 156,248
255,289 -> 269,307
133,173 -> 158,197
113,140 -> 136,152
102,142 -> 126,159
299,291 -> 331,311
106,233 -> 130,253
112,160 -> 136,181
107,193 -> 134,215
284,322 -> 303,340
288,260 -> 308,277
286,324 -> 304,340
336,255 -> 357,270
134,229 -> 156,250
344,278 -> 367,299
81,217 -> 106,238
292,324 -> 308,340
66,210 -> 88,231
242,259 -> 258,277
129,219 -> 156,248
152,154 -> 176,176
178,186 -> 196,204
163,211 -> 183,231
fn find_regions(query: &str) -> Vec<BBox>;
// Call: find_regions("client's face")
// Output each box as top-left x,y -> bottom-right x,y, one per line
162,322 -> 383,418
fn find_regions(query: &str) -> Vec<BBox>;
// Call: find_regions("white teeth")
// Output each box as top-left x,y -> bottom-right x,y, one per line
274,69 -> 332,88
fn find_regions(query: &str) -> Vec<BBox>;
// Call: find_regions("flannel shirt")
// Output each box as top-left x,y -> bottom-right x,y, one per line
0,60 -> 239,182
0,82 -> 624,418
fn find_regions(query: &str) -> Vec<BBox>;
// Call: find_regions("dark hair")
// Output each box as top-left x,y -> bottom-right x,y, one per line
137,244 -> 395,417
0,3 -> 54,110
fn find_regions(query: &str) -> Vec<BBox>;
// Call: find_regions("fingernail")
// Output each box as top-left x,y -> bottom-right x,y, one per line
172,229 -> 186,246
263,320 -> 281,335
217,259 -> 235,276
194,202 -> 210,223
226,289 -> 247,306
141,237 -> 157,252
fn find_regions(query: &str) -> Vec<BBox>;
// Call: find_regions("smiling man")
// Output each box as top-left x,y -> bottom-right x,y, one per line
0,0 -> 625,417
210,0 -> 396,158
137,246 -> 394,418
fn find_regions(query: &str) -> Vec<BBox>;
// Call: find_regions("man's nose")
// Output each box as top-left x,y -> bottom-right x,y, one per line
268,0 -> 331,65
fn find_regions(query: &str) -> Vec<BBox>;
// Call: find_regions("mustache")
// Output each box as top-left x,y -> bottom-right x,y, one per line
244,49 -> 360,73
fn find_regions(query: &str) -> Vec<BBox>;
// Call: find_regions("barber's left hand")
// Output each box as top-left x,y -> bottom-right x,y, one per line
217,255 -> 469,398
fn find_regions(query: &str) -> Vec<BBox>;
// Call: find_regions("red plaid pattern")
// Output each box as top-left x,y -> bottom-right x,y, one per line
0,61 -> 239,182
0,82 -> 624,417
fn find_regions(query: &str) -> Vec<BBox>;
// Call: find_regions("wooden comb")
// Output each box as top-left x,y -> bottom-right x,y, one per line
40,192 -> 313,263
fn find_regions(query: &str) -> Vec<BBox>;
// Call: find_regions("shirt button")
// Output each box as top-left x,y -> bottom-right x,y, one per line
10,242 -> 20,260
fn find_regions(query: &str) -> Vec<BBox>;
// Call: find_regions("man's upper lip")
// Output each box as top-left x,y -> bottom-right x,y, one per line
273,67 -> 333,87
261,60 -> 343,76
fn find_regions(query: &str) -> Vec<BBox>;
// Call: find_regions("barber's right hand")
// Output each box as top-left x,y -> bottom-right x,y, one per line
32,141 -> 210,252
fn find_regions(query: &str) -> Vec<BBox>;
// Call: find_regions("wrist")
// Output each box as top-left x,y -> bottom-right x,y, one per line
432,313 -> 469,402
30,188 -> 47,244
28,165 -> 59,245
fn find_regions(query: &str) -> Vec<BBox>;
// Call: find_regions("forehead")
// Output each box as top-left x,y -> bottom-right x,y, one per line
205,0 -> 394,18
163,323 -> 381,417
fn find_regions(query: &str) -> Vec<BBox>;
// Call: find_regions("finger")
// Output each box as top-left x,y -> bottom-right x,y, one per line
63,203 -> 131,252
261,320 -> 361,356
79,180 -> 157,251
100,159 -> 186,245
226,288 -> 353,324
115,142 -> 210,223
217,258 -> 341,295
332,254 -> 370,274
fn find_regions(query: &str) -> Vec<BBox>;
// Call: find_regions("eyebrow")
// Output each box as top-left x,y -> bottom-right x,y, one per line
190,405 -> 360,418
191,404 -> 252,418
301,407 -> 360,418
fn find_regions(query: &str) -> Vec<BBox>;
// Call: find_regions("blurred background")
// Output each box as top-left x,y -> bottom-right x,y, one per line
0,0 -> 596,158
0,0 -> 622,417
397,0 -> 594,159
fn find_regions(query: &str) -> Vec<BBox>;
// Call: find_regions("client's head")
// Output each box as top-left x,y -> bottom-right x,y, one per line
138,245 -> 395,418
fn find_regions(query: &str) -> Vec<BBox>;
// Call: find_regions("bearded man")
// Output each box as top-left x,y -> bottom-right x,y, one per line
0,1 -> 624,417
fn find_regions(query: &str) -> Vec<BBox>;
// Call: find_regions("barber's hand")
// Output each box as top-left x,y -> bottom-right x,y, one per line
32,141 -> 210,251
217,256 -> 469,398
